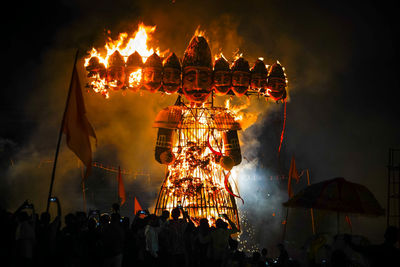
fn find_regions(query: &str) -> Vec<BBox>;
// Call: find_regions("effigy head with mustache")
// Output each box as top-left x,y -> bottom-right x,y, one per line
181,36 -> 213,104
162,52 -> 181,94
231,57 -> 250,97
143,52 -> 163,93
250,58 -> 268,92
213,56 -> 231,96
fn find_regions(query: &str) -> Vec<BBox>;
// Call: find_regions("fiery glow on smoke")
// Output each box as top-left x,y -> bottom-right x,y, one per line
225,99 -> 260,131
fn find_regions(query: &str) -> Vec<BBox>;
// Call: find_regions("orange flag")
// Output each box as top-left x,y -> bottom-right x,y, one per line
288,156 -> 300,198
134,197 -> 143,215
63,64 -> 96,178
117,166 -> 126,206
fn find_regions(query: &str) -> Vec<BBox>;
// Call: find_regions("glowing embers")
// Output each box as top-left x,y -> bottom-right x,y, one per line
153,106 -> 241,229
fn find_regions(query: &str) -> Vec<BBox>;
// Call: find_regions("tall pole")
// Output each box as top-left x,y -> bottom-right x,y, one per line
387,148 -> 391,227
46,50 -> 80,213
282,207 -> 289,242
80,161 -> 87,213
306,169 -> 316,234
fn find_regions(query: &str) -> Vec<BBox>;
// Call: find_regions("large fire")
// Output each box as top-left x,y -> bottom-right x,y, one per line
84,23 -> 288,102
84,23 -> 163,98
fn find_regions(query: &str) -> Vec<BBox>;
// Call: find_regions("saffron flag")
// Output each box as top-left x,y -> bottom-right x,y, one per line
117,166 -> 126,206
134,197 -> 143,215
63,64 -> 96,178
288,156 -> 300,198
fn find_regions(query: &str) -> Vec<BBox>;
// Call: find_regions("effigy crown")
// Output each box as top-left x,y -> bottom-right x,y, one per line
182,36 -> 212,69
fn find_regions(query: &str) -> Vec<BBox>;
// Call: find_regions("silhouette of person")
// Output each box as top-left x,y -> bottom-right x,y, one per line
100,213 -> 125,267
260,248 -> 273,266
168,207 -> 189,267
145,214 -> 161,267
276,243 -> 289,267
36,197 -> 61,267
195,218 -> 211,267
14,200 -> 36,267
209,214 -> 239,267
158,210 -> 171,267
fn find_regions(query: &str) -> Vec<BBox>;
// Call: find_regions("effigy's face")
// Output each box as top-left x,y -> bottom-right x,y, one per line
267,77 -> 287,100
182,66 -> 213,103
106,66 -> 126,90
232,71 -> 250,96
162,67 -> 181,94
213,71 -> 231,95
267,77 -> 286,92
143,67 -> 162,92
251,73 -> 268,90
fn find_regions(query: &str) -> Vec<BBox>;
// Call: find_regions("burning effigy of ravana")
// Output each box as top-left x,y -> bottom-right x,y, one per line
84,25 -> 288,230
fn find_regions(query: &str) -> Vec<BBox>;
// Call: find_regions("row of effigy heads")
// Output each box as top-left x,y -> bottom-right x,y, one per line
85,36 -> 287,103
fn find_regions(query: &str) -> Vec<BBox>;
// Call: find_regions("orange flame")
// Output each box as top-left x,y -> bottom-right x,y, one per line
214,52 -> 228,62
84,23 -> 163,96
194,26 -> 206,37
224,99 -> 259,130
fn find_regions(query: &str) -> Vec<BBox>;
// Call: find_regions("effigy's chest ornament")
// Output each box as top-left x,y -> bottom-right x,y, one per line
84,25 -> 288,229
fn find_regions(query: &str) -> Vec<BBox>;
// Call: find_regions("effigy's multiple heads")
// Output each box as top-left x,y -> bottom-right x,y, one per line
86,35 -> 287,103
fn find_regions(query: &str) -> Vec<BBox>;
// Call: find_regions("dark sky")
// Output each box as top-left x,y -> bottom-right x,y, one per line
1,0 -> 399,246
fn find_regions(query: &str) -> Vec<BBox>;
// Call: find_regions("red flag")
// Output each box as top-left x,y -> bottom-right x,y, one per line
63,64 -> 96,178
288,156 -> 300,198
134,197 -> 143,215
117,166 -> 126,206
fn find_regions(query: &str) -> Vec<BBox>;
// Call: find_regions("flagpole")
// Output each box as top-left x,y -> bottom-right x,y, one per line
306,169 -> 316,235
80,161 -> 87,213
117,166 -> 120,203
46,50 -> 80,213
282,207 -> 289,242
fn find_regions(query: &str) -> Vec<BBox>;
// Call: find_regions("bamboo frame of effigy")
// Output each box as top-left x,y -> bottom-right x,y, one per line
154,106 -> 240,229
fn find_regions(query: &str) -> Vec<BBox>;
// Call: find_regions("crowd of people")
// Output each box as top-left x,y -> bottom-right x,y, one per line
0,198 -> 294,267
0,198 -> 398,267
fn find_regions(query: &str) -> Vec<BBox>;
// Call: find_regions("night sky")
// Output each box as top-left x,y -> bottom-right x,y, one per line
1,0 -> 399,250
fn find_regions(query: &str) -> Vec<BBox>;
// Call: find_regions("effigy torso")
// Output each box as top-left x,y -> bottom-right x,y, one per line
153,104 -> 241,228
